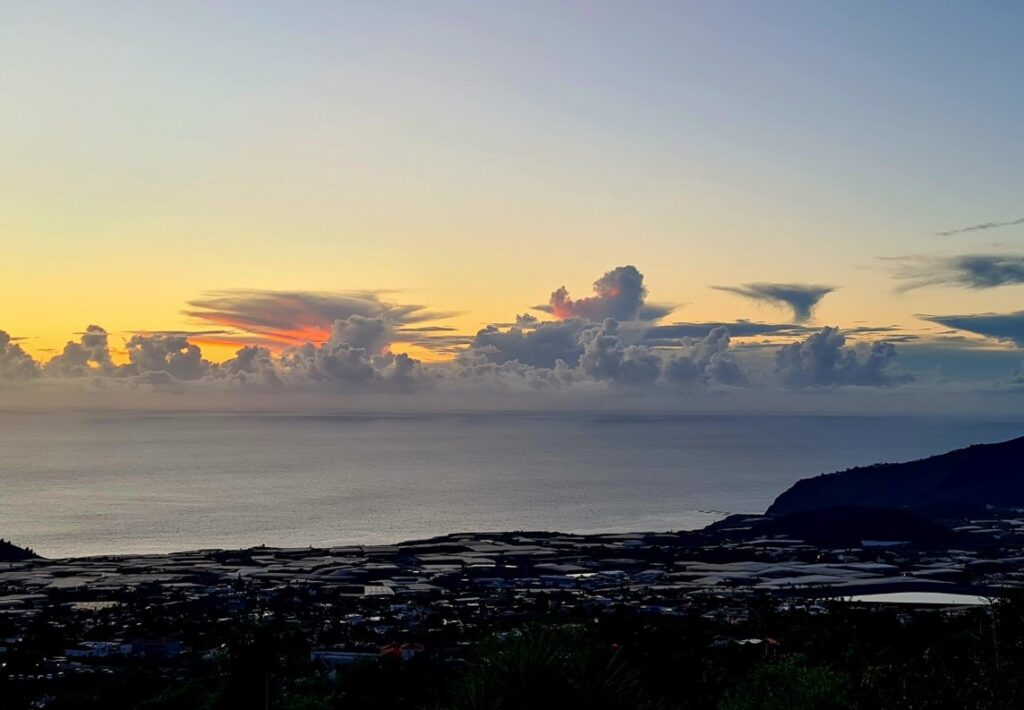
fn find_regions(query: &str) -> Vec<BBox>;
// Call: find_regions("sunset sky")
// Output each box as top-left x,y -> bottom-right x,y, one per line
2,1 -> 1024,404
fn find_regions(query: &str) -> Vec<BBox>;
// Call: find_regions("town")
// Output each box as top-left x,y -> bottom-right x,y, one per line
5,507 -> 1024,708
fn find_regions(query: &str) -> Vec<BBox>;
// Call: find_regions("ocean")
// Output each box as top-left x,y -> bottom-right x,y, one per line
2,411 -> 1022,558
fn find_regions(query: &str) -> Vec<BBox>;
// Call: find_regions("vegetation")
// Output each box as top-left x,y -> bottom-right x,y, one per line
0,538 -> 38,561
13,591 -> 1024,709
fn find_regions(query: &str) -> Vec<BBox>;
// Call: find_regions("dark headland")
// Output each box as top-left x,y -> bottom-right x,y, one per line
5,435 -> 1024,708
0,539 -> 38,563
768,435 -> 1024,517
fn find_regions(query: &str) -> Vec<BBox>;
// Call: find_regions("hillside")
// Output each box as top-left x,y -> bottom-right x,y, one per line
709,506 -> 956,547
768,435 -> 1024,516
0,538 -> 40,562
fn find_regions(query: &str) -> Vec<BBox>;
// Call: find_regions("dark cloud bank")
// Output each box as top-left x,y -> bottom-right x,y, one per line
893,254 -> 1024,291
920,311 -> 1024,348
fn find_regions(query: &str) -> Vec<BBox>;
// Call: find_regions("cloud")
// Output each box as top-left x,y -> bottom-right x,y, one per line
663,326 -> 747,386
892,254 -> 1024,291
0,331 -> 39,380
123,334 -> 213,381
578,319 -> 663,385
397,326 -> 459,333
44,325 -> 115,377
469,318 -> 586,369
713,283 -> 835,322
575,319 -> 746,387
273,316 -> 426,391
994,363 -> 1024,391
642,321 -> 906,348
278,342 -> 421,391
0,318 -> 426,392
441,351 -> 579,393
918,311 -> 1024,347
328,315 -> 392,354
130,330 -> 236,338
464,312 -> 749,388
936,216 -> 1024,237
280,342 -> 376,385
541,266 -> 672,322
218,346 -> 282,387
0,319 -> 920,400
642,320 -> 808,344
184,289 -> 451,348
774,327 -> 912,387
0,266 -> 934,400
3,326 -> 222,384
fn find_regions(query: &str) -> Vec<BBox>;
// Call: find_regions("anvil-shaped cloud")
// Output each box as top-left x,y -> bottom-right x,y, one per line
184,290 -> 452,348
713,283 -> 835,323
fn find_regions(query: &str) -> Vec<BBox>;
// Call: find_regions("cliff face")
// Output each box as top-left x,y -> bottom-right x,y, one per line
0,539 -> 39,562
767,436 -> 1024,516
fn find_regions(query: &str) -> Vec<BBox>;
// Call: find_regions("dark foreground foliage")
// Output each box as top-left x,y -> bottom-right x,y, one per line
10,592 -> 1024,709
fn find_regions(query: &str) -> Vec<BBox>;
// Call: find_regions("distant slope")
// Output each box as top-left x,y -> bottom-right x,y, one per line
767,436 -> 1024,516
0,539 -> 40,562
709,506 -> 955,547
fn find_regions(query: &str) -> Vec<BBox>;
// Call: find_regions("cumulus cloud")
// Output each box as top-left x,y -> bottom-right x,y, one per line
0,266 -> 932,401
713,283 -> 835,322
919,311 -> 1024,347
578,319 -> 663,385
124,334 -> 212,380
774,327 -> 911,387
463,312 -> 748,389
0,319 -> 425,393
470,319 -> 586,369
328,315 -> 392,354
440,351 -> 579,393
274,316 -> 425,391
280,342 -> 376,385
0,319 -> 920,399
44,325 -> 115,377
936,216 -> 1024,237
184,289 -> 451,349
664,326 -> 746,386
541,266 -> 672,322
219,345 -> 281,387
0,331 -> 38,380
892,254 -> 1024,291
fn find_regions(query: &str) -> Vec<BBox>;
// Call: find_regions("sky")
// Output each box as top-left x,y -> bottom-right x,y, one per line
2,1 -> 1023,408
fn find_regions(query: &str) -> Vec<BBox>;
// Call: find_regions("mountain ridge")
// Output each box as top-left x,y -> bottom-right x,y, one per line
768,435 -> 1024,517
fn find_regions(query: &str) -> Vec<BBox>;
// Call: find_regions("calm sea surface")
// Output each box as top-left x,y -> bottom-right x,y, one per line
2,411 -> 1022,558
